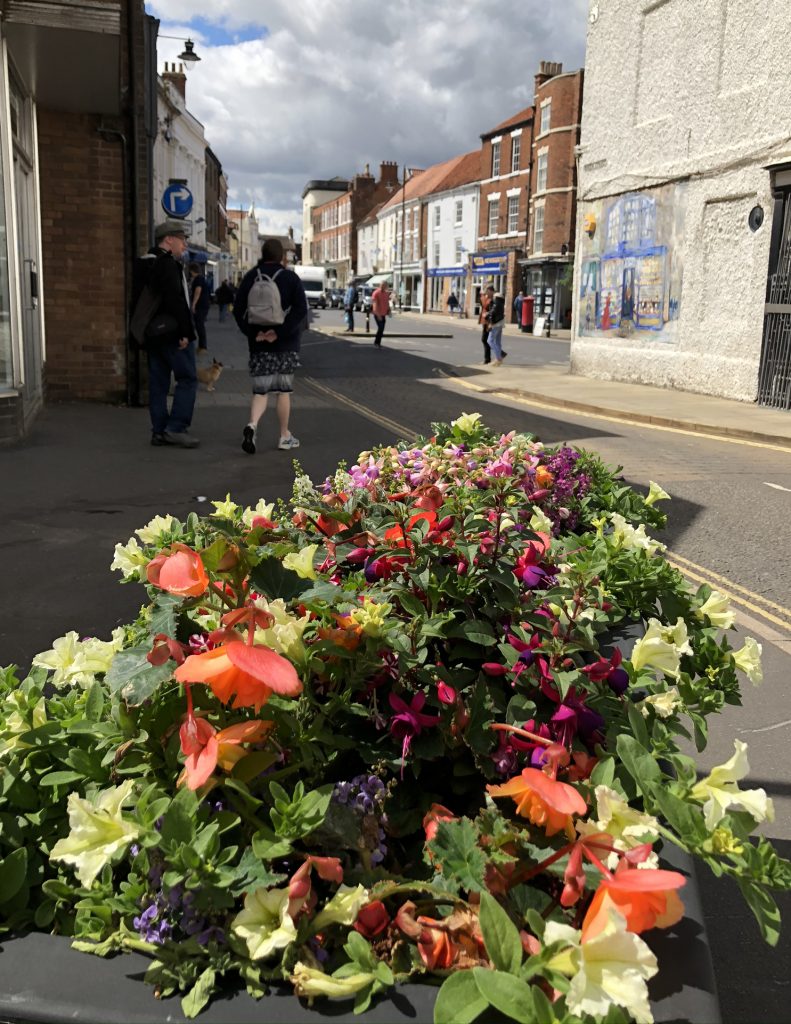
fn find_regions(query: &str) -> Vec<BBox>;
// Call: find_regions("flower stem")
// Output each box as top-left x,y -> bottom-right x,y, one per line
490,722 -> 553,747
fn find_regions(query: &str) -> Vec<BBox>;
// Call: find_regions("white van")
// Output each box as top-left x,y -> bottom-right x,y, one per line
294,266 -> 327,308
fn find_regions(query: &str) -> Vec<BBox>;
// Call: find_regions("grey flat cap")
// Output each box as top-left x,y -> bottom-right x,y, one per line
155,220 -> 190,242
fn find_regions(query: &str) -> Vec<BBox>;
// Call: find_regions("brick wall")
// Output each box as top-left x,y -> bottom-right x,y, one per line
37,112 -> 128,402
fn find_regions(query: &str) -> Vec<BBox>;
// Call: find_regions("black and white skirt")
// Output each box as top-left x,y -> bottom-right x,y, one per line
248,350 -> 301,394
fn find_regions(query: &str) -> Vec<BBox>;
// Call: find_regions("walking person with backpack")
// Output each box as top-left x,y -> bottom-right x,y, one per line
233,238 -> 308,454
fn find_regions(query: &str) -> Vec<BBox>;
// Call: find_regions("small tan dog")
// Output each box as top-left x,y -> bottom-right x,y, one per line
197,358 -> 223,391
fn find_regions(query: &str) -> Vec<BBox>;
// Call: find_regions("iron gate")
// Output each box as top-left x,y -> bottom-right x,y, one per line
758,182 -> 791,408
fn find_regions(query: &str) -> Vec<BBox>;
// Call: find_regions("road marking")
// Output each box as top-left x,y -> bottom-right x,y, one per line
737,718 -> 791,734
667,550 -> 791,618
302,377 -> 417,440
764,481 -> 791,492
438,370 -> 791,454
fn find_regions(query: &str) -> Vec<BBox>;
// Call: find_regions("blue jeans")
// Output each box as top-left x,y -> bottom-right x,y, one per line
345,307 -> 354,331
218,304 -> 228,322
488,323 -> 504,361
148,340 -> 197,435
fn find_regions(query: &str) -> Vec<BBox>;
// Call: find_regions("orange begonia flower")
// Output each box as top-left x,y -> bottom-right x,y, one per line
175,641 -> 302,711
423,803 -> 456,844
582,867 -> 686,941
487,767 -> 587,839
416,916 -> 456,970
179,717 -> 271,790
384,510 -> 437,548
146,544 -> 208,597
535,466 -> 555,488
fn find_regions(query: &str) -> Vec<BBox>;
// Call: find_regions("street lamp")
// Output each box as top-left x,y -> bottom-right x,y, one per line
158,35 -> 202,65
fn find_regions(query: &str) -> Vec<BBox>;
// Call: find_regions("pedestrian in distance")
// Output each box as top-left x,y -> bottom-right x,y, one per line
189,261 -> 211,353
233,237 -> 308,455
447,291 -> 459,316
130,220 -> 199,448
215,279 -> 234,323
371,281 -> 391,347
344,281 -> 357,332
487,290 -> 507,365
478,285 -> 494,364
514,290 -> 524,325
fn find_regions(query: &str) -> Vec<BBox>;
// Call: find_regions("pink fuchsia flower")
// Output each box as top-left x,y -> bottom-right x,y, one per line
437,680 -> 456,705
581,649 -> 630,696
388,692 -> 441,768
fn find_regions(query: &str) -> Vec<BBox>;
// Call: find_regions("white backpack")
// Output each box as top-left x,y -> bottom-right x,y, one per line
246,268 -> 287,326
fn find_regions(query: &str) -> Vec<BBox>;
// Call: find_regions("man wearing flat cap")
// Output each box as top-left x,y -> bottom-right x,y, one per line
131,220 -> 199,447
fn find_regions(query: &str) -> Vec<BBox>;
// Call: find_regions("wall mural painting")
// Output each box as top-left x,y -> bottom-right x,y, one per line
577,182 -> 686,340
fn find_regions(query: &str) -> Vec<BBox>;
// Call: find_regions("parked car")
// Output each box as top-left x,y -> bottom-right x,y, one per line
328,288 -> 344,308
355,284 -> 375,312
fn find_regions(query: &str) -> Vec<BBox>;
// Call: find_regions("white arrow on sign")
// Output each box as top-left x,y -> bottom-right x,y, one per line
169,187 -> 191,204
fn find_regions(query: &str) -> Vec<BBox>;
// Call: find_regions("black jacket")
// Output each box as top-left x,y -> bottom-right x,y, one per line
233,261 -> 308,354
487,294 -> 506,326
132,247 -> 195,342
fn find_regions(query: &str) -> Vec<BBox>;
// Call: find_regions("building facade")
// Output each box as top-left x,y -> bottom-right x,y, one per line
523,63 -> 583,330
423,152 -> 481,315
572,0 -> 791,405
0,0 -> 156,439
301,178 -> 349,267
311,163 -> 400,287
356,203 -> 384,278
475,105 -> 534,319
227,206 -> 259,284
205,147 -> 230,290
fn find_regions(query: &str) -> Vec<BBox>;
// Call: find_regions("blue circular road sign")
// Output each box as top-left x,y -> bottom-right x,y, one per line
161,183 -> 194,218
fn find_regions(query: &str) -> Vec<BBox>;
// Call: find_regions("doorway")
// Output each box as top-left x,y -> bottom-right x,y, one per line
758,175 -> 791,409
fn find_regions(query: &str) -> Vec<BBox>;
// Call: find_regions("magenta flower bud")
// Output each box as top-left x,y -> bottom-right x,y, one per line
528,489 -> 551,501
456,560 -> 468,575
437,515 -> 455,532
347,546 -> 374,564
437,681 -> 456,705
482,663 -> 508,676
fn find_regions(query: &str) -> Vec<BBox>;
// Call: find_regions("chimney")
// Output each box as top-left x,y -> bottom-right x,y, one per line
162,61 -> 187,101
378,160 -> 400,186
535,60 -> 563,91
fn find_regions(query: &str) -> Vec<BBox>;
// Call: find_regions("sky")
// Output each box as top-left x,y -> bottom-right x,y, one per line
148,0 -> 589,240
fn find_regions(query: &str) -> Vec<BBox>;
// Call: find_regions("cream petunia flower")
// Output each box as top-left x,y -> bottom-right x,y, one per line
576,785 -> 660,869
231,886 -> 297,960
241,499 -> 275,529
283,544 -> 319,580
49,779 -> 139,887
630,618 -> 691,680
732,637 -> 763,685
253,598 -> 311,660
695,590 -> 735,630
210,494 -> 240,520
311,884 -> 369,932
644,480 -> 671,506
110,537 -> 150,578
134,514 -> 177,545
451,411 -> 482,434
638,686 -> 682,720
690,739 -> 774,830
291,963 -> 375,1001
349,597 -> 393,638
547,910 -> 658,1024
609,513 -> 666,556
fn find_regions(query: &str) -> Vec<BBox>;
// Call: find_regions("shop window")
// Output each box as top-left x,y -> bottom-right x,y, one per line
488,199 -> 500,235
507,195 -> 519,233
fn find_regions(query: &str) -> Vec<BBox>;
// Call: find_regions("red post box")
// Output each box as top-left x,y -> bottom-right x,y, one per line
521,294 -> 534,333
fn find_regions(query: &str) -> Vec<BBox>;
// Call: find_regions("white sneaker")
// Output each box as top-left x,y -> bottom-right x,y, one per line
278,434 -> 300,450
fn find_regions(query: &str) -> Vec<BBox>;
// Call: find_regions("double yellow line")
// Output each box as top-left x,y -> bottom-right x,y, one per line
302,375 -> 791,638
666,551 -> 791,635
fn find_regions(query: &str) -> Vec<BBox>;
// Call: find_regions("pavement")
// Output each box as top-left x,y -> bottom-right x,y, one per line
313,312 -> 791,450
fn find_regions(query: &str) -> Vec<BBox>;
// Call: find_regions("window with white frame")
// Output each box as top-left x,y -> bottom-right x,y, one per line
434,205 -> 441,228
533,201 -> 545,253
540,100 -> 551,135
433,241 -> 440,266
454,237 -> 463,264
491,140 -> 501,177
455,199 -> 463,224
488,198 -> 500,235
507,195 -> 519,233
511,135 -> 521,171
537,151 -> 548,192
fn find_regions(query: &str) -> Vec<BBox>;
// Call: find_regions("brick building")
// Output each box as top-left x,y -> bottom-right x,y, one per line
522,62 -> 584,330
474,105 -> 534,319
0,0 -> 156,440
205,147 -> 230,287
311,162 -> 400,287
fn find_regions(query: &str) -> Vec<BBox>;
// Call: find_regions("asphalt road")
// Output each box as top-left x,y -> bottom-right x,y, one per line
1,316 -> 789,1022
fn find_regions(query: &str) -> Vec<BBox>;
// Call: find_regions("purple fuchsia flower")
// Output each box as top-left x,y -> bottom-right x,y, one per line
388,692 -> 441,771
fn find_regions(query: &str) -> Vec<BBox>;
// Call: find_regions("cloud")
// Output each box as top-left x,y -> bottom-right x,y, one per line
147,0 -> 588,239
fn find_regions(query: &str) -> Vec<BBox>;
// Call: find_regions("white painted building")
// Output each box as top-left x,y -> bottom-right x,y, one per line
227,205 -> 259,283
424,151 -> 481,313
301,178 -> 349,266
152,64 -> 207,250
356,203 -> 384,277
572,0 -> 791,407
377,172 -> 424,309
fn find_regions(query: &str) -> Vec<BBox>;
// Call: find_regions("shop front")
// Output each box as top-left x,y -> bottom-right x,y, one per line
520,259 -> 573,331
470,250 -> 507,317
426,266 -> 468,313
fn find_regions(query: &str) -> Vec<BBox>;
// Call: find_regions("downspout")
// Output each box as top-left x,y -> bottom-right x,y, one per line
125,0 -> 144,406
523,113 -> 535,293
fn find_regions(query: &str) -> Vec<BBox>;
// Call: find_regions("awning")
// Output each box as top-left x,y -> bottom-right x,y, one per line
367,273 -> 393,286
4,1 -> 122,115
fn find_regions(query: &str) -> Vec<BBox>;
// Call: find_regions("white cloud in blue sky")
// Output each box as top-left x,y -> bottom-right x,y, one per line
147,0 -> 588,237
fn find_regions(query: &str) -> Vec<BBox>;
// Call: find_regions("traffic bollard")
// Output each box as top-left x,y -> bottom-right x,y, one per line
366,311 -> 370,333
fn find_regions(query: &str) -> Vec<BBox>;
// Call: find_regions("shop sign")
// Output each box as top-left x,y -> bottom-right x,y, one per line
471,251 -> 507,274
427,266 -> 466,277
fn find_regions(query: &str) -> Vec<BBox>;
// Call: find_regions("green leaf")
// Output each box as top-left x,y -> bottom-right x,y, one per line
737,879 -> 782,946
84,681 -> 105,722
343,929 -> 376,971
39,770 -> 84,787
615,733 -> 661,796
252,827 -> 293,861
429,818 -> 487,893
230,847 -> 286,896
105,646 -> 173,705
0,848 -> 27,904
472,968 -> 535,1023
159,789 -> 197,847
248,557 -> 311,601
448,620 -> 497,646
434,970 -> 488,1024
181,967 -> 216,1018
653,790 -> 707,844
479,891 -> 523,974
199,537 -> 230,572
149,594 -> 181,638
589,757 -> 616,788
